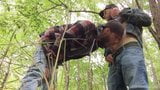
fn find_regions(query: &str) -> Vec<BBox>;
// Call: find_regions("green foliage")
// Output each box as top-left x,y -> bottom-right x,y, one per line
0,0 -> 160,90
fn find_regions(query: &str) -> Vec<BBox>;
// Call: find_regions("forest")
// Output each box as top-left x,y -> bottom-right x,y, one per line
0,0 -> 160,90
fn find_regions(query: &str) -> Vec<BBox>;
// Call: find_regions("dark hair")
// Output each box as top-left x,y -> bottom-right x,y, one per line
99,4 -> 117,19
104,4 -> 117,9
104,20 -> 124,38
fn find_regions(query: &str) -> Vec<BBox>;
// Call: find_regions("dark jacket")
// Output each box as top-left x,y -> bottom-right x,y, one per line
119,8 -> 151,46
119,8 -> 151,27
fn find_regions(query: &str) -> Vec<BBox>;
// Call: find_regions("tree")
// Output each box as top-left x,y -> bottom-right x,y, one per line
0,0 -> 160,90
148,0 -> 160,49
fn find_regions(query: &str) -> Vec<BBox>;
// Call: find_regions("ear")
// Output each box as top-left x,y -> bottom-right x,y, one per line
103,28 -> 111,34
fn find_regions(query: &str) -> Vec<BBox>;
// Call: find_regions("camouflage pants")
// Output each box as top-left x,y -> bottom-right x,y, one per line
20,46 -> 48,90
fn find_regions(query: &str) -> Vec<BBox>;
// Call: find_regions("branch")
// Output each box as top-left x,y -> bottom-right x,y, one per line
69,10 -> 99,14
0,29 -> 16,68
37,4 -> 62,15
58,0 -> 68,9
48,0 -> 68,9
0,58 -> 12,90
148,27 -> 160,49
135,0 -> 142,10
135,0 -> 160,49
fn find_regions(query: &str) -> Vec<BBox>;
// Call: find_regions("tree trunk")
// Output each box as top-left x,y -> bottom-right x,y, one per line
64,62 -> 70,90
148,0 -> 160,49
77,61 -> 81,90
87,68 -> 93,90
135,0 -> 160,49
87,55 -> 93,90
150,59 -> 160,90
144,44 -> 160,90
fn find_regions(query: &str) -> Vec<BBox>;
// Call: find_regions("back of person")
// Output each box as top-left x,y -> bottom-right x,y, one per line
20,20 -> 99,90
99,4 -> 151,47
40,20 -> 98,66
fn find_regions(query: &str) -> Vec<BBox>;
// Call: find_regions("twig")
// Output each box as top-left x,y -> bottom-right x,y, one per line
69,10 -> 99,14
0,57 -> 12,90
148,27 -> 160,49
0,29 -> 16,68
135,0 -> 142,10
58,0 -> 68,9
63,40 -> 69,90
49,19 -> 70,90
77,61 -> 80,90
37,4 -> 62,15
87,39 -> 95,90
2,60 -> 29,68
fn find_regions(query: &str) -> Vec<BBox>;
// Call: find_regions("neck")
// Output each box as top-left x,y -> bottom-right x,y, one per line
110,35 -> 138,53
109,39 -> 123,53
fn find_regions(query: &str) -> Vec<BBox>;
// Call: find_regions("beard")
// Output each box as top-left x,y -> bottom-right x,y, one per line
97,35 -> 110,48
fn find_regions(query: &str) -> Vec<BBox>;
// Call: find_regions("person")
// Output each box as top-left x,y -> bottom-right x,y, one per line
98,4 -> 151,90
20,20 -> 98,90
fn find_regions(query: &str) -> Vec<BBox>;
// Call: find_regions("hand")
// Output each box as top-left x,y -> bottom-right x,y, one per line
44,68 -> 51,79
105,54 -> 114,63
54,33 -> 61,46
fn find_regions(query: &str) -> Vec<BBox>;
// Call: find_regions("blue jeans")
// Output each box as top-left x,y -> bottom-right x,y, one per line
20,46 -> 48,90
107,42 -> 148,90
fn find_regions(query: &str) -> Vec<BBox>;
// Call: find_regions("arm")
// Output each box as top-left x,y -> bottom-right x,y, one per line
119,8 -> 152,27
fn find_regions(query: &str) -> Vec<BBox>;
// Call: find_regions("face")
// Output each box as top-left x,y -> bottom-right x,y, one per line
103,9 -> 112,21
97,28 -> 121,48
103,7 -> 120,21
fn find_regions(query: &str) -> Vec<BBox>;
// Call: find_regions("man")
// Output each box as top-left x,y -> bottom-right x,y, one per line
98,4 -> 151,90
99,4 -> 151,47
20,20 -> 98,90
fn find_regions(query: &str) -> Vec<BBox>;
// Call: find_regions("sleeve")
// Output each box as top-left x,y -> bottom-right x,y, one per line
119,8 -> 152,27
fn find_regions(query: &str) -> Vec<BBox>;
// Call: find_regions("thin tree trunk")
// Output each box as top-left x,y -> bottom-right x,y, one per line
77,61 -> 81,90
87,68 -> 93,90
63,39 -> 70,90
64,62 -> 70,90
102,74 -> 107,90
135,0 -> 160,49
148,0 -> 160,49
150,60 -> 160,90
148,0 -> 160,34
135,0 -> 160,89
0,58 -> 12,90
144,43 -> 160,90
148,27 -> 160,48
87,55 -> 93,90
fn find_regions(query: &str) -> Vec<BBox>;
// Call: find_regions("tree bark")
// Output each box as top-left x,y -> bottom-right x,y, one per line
144,44 -> 160,90
135,0 -> 160,49
148,0 -> 160,49
77,61 -> 81,90
64,62 -> 70,90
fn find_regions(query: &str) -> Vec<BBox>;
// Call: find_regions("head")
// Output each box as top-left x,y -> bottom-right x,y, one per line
99,4 -> 120,21
97,20 -> 124,48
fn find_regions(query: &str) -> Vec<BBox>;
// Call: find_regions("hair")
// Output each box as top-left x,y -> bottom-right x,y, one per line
104,4 -> 117,9
104,20 -> 124,38
99,4 -> 117,19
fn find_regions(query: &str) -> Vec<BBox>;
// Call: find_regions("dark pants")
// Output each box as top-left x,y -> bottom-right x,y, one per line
107,42 -> 148,90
